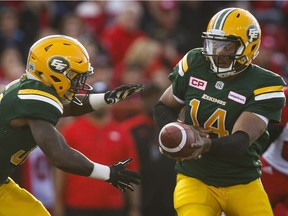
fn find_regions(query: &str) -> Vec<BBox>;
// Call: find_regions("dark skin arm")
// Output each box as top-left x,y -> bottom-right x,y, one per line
27,118 -> 94,176
159,85 -> 267,160
62,83 -> 145,117
9,117 -> 140,192
62,94 -> 94,117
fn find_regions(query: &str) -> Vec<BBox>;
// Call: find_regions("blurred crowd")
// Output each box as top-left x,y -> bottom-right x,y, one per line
1,1 -> 288,216
1,1 -> 288,95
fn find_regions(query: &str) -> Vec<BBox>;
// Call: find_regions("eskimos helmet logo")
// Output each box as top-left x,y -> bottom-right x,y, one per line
48,56 -> 69,73
247,25 -> 260,43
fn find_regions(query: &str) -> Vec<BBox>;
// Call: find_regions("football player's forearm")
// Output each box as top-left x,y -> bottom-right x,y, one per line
62,95 -> 94,116
29,119 -> 110,179
42,138 -> 110,180
42,138 -> 110,179
50,146 -> 93,176
153,101 -> 179,129
62,93 -> 108,117
267,123 -> 284,144
209,131 -> 250,158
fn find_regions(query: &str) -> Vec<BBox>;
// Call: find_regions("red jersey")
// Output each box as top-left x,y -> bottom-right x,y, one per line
61,116 -> 139,209
260,87 -> 288,215
100,25 -> 146,65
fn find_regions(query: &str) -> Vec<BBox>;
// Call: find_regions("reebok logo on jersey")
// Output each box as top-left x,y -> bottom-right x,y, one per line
189,76 -> 207,91
228,91 -> 246,104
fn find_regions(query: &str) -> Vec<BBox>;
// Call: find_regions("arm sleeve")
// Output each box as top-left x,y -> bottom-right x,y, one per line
153,101 -> 179,129
210,131 -> 250,159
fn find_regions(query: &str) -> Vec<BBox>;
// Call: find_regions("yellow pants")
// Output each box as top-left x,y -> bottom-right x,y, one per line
174,174 -> 273,216
0,178 -> 50,216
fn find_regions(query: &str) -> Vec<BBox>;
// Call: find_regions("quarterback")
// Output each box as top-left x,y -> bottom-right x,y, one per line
0,35 -> 143,215
153,7 -> 286,216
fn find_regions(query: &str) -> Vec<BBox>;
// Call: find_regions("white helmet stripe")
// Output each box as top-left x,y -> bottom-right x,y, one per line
213,8 -> 236,30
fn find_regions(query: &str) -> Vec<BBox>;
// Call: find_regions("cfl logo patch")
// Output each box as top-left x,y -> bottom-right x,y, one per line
247,25 -> 260,42
28,62 -> 35,72
215,81 -> 224,90
49,56 -> 69,73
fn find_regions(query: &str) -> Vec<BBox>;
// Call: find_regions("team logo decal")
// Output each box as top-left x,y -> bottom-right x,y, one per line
189,76 -> 207,91
48,56 -> 69,73
247,25 -> 260,43
215,81 -> 224,90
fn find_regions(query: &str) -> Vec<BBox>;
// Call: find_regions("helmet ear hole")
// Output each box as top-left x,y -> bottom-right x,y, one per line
37,71 -> 43,76
51,76 -> 61,83
45,44 -> 53,51
251,44 -> 256,52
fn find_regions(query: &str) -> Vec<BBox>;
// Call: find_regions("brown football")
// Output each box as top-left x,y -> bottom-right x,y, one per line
158,122 -> 197,158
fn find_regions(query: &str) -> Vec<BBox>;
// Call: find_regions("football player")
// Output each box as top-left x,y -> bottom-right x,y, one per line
0,35 -> 143,215
260,86 -> 288,216
153,7 -> 286,216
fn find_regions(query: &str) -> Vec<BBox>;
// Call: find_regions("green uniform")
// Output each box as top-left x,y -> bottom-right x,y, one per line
0,76 -> 63,183
170,48 -> 286,187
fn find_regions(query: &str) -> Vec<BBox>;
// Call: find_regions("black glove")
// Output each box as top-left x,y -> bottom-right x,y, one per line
104,84 -> 144,104
106,158 -> 141,192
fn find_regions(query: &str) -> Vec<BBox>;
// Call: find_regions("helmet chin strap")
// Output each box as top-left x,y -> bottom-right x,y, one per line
216,71 -> 241,78
64,90 -> 88,106
72,97 -> 83,106
39,74 -> 51,86
209,57 -> 235,78
209,55 -> 248,78
215,64 -> 247,78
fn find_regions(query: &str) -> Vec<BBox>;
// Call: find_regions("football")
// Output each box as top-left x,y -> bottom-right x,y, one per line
158,122 -> 197,158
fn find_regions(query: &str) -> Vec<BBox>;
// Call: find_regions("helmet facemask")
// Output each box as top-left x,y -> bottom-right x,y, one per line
202,8 -> 261,78
202,32 -> 246,78
64,67 -> 93,105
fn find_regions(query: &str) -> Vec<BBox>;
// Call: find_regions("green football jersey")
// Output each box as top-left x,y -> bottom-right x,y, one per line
170,48 -> 286,186
0,76 -> 63,183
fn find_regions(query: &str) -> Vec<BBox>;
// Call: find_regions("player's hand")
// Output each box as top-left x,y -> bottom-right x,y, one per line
173,126 -> 211,162
104,84 -> 144,104
190,125 -> 211,138
106,158 -> 141,192
178,137 -> 211,161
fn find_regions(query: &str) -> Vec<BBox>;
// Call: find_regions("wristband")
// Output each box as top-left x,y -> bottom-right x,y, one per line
89,93 -> 107,110
89,162 -> 110,180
